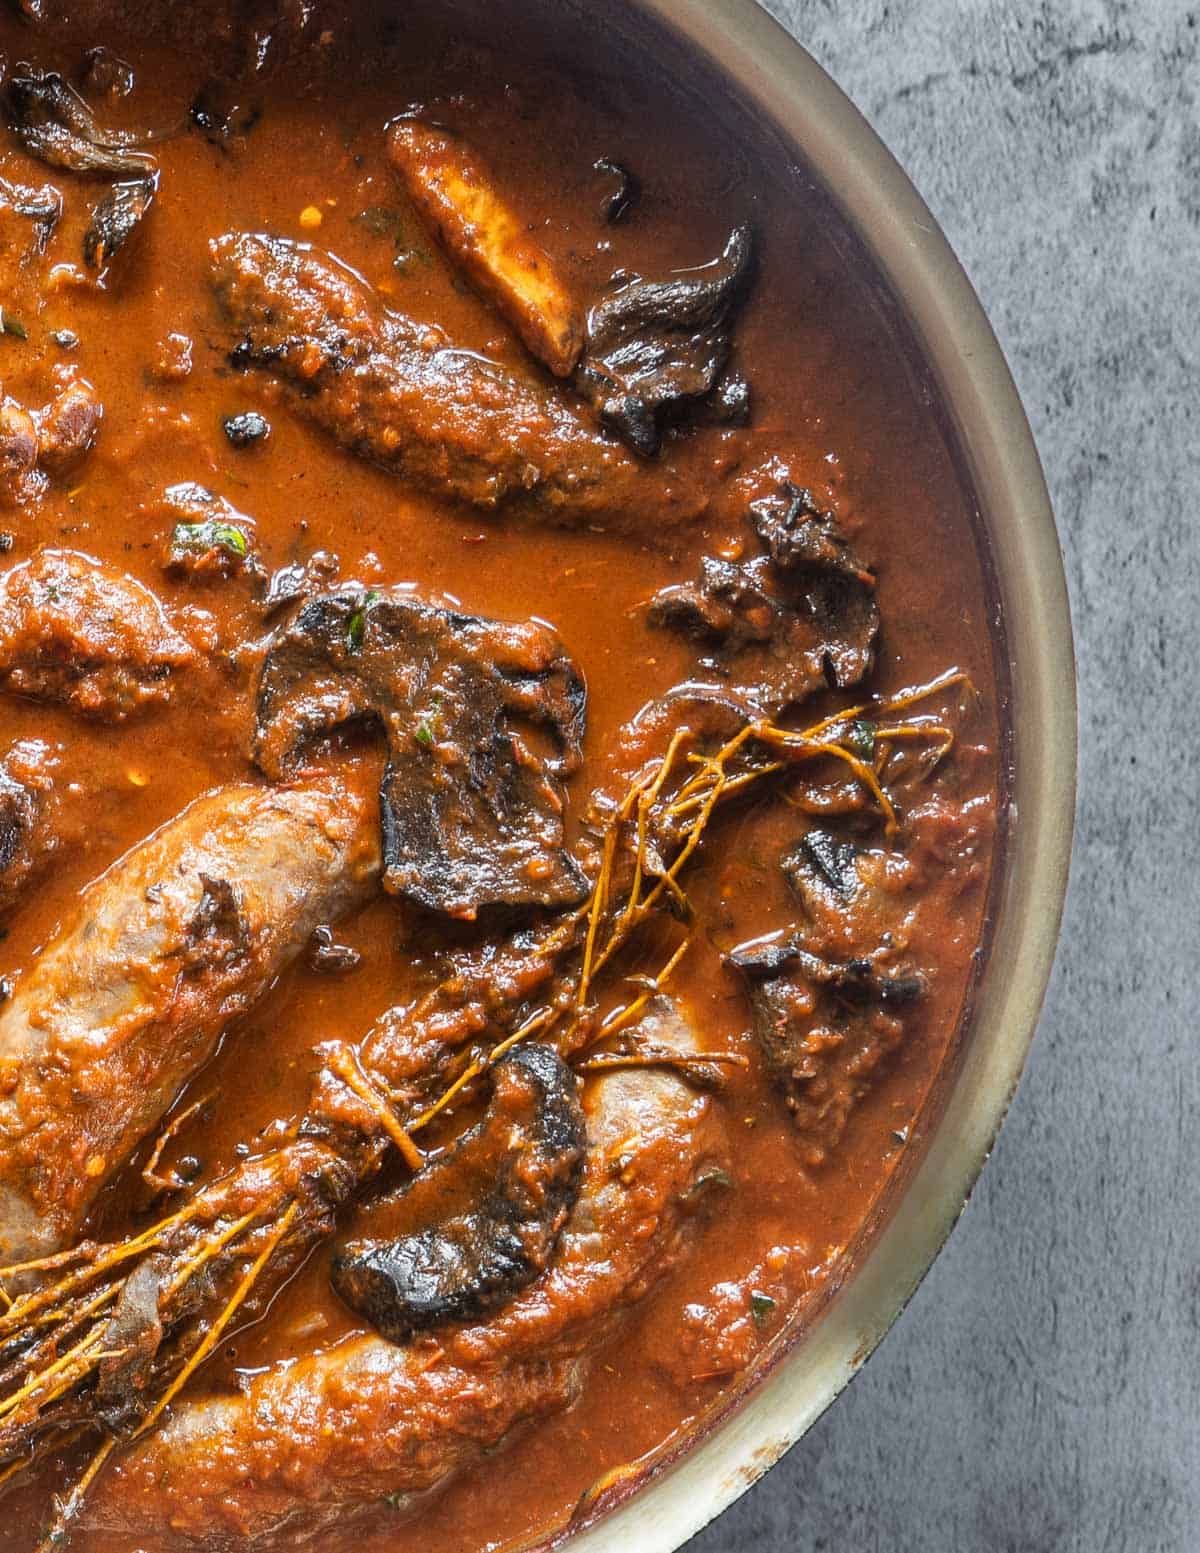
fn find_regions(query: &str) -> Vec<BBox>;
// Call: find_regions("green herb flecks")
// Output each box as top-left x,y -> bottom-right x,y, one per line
414,691 -> 444,747
848,718 -> 877,762
170,520 -> 250,561
353,204 -> 431,274
354,205 -> 407,242
346,590 -> 380,652
749,1290 -> 776,1328
0,310 -> 28,341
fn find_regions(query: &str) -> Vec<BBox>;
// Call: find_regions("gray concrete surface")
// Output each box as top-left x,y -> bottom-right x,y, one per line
692,3 -> 1199,1551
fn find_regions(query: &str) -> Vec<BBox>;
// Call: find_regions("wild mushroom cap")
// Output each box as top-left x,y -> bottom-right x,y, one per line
253,588 -> 587,919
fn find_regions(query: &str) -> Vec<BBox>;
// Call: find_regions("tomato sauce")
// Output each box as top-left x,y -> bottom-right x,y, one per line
0,3 -> 1004,1548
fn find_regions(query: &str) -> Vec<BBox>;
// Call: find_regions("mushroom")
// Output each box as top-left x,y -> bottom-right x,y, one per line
3,68 -> 156,176
331,1042 -> 585,1341
575,225 -> 754,455
254,588 -> 587,918
648,480 -> 880,713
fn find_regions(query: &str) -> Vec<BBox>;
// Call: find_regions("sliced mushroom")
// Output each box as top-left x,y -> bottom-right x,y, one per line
648,480 -> 879,713
331,1042 -> 585,1342
83,172 -> 158,279
3,69 -> 159,275
3,68 -> 156,177
254,588 -> 587,917
729,830 -> 927,1166
388,116 -> 584,378
575,225 -> 754,455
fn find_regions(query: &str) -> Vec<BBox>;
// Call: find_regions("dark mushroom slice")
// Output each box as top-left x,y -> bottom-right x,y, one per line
0,549 -> 195,720
83,171 -> 158,279
747,482 -> 875,581
783,826 -> 860,901
331,1042 -> 586,1342
729,831 -> 927,1166
730,935 -> 924,1168
2,68 -> 156,176
574,224 -> 754,455
209,233 -> 700,531
387,117 -> 585,378
648,479 -> 879,713
92,1010 -> 717,1540
254,588 -> 587,917
3,69 -> 160,274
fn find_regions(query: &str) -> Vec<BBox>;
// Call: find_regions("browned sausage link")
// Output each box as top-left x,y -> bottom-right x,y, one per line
0,777 -> 380,1261
209,232 -> 704,530
90,1004 -> 721,1542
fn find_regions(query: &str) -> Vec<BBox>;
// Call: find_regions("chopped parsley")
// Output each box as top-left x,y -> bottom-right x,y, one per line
346,590 -> 380,652
749,1290 -> 776,1328
848,718 -> 877,761
170,520 -> 249,560
354,205 -> 408,242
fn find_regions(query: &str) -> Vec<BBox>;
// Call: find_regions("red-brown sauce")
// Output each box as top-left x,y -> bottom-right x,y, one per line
0,4 -> 1003,1548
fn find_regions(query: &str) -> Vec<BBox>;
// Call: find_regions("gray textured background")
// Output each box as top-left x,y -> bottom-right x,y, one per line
694,3 -> 1199,1551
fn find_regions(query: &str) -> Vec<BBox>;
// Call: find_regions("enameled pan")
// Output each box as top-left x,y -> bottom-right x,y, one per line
548,2 -> 1077,1548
